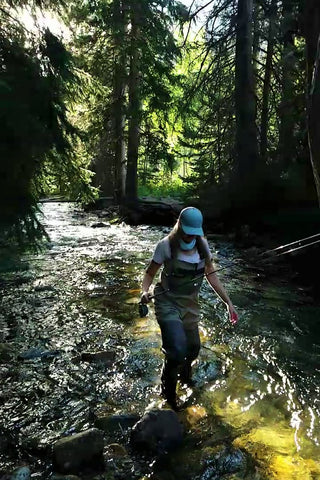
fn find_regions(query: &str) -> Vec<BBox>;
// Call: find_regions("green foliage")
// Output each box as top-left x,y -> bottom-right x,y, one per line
176,25 -> 236,194
67,0 -> 185,199
138,171 -> 188,200
0,4 -> 97,245
0,0 -> 318,240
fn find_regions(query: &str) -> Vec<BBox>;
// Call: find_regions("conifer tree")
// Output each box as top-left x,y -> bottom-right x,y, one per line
0,1 -> 94,244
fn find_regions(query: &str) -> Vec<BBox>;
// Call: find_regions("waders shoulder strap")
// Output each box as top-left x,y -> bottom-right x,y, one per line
196,237 -> 207,260
169,237 -> 179,259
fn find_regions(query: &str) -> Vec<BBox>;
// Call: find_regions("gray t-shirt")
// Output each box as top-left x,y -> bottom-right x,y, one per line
152,236 -> 212,264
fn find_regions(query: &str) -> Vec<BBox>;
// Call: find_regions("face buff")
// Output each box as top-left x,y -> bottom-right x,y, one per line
179,237 -> 196,251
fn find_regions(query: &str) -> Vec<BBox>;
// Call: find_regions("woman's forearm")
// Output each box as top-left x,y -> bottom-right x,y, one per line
205,262 -> 238,324
141,260 -> 161,294
206,271 -> 232,306
142,272 -> 154,293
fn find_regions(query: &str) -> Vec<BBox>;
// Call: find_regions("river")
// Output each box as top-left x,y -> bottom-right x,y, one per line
0,202 -> 319,479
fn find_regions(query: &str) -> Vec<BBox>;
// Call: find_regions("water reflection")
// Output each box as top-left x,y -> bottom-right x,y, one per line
0,202 -> 319,478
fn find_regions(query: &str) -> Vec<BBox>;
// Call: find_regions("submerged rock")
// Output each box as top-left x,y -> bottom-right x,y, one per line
18,348 -> 61,361
10,466 -> 30,480
90,222 -> 110,228
0,365 -> 10,379
52,475 -> 82,480
33,284 -> 56,293
200,446 -> 247,479
80,350 -> 117,364
217,447 -> 246,474
193,360 -> 222,386
130,409 -> 183,454
52,428 -> 104,474
0,343 -> 14,363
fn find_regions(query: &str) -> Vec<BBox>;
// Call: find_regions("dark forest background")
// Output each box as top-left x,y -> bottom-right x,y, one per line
1,0 -> 320,244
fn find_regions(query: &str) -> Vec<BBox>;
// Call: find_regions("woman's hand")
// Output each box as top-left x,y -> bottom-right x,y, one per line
228,304 -> 238,325
140,291 -> 152,304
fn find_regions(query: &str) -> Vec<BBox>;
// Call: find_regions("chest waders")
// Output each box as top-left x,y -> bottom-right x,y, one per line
154,255 -> 206,409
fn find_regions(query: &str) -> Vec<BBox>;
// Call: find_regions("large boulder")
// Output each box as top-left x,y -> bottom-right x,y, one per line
52,428 -> 104,474
121,198 -> 183,227
130,409 -> 183,454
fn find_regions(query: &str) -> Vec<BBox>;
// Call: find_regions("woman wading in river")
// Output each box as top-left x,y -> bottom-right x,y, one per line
140,207 -> 238,410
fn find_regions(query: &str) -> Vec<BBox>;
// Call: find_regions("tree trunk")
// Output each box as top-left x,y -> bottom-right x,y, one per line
125,2 -> 141,203
112,0 -> 127,202
260,0 -> 277,162
305,0 -> 320,206
92,131 -> 114,197
252,2 -> 260,98
234,0 -> 259,179
277,0 -> 296,169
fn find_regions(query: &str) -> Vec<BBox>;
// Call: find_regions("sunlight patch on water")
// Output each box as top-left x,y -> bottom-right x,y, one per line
290,410 -> 302,451
195,348 -> 320,479
269,454 -> 320,479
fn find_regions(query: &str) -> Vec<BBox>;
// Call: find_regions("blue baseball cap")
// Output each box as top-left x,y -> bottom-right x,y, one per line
179,207 -> 204,236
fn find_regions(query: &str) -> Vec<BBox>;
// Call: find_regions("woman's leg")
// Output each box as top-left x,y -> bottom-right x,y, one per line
158,318 -> 187,409
180,315 -> 201,386
184,324 -> 201,361
159,318 -> 187,364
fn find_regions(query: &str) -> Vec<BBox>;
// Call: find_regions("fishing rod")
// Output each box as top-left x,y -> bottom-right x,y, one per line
273,238 -> 320,257
260,232 -> 320,257
138,231 -> 320,317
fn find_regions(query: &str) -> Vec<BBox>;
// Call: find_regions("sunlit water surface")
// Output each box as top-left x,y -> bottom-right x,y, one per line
0,202 -> 320,479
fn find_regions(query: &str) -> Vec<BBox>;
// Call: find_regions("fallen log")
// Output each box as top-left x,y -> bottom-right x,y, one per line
120,197 -> 184,226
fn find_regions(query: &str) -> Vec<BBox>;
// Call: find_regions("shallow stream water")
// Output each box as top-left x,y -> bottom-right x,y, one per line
0,202 -> 320,479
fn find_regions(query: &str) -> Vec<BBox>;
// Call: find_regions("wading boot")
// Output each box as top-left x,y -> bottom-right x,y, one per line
161,359 -> 180,411
180,360 -> 195,387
